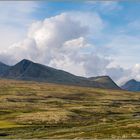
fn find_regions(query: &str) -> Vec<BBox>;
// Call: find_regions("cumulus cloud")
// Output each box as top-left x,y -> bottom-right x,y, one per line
130,64 -> 140,81
104,64 -> 140,86
0,12 -> 108,76
0,11 -> 139,85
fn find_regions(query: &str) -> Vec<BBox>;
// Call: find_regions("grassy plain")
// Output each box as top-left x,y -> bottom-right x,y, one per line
0,79 -> 140,139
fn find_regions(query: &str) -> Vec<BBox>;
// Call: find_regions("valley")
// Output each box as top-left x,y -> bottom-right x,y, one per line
0,79 -> 140,139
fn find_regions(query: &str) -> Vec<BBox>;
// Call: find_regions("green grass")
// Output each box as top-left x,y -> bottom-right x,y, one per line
0,121 -> 21,129
0,79 -> 140,139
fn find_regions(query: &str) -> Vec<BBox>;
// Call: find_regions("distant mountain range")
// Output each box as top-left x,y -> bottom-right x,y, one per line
121,79 -> 140,92
0,59 -> 120,90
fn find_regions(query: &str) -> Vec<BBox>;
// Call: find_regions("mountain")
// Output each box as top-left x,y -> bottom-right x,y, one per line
0,62 -> 10,76
121,79 -> 140,92
88,76 -> 120,90
0,59 -> 120,89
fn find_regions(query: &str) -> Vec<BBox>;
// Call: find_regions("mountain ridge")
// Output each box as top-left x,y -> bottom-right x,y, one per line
0,61 -> 10,76
121,79 -> 140,92
0,59 -> 120,90
88,76 -> 119,90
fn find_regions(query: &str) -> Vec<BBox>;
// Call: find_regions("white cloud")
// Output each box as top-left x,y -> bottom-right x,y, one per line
87,1 -> 122,12
105,34 -> 140,68
105,63 -> 140,86
0,25 -> 26,51
67,11 -> 104,37
99,1 -> 122,12
0,12 -> 108,77
131,64 -> 140,81
0,1 -> 38,50
102,34 -> 140,84
82,54 -> 110,77
0,11 -> 140,85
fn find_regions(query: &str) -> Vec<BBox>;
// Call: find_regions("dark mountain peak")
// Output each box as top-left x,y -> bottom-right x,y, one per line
96,75 -> 111,80
88,75 -> 120,90
14,59 -> 33,71
89,75 -> 113,82
0,61 -> 9,66
0,59 -> 120,90
17,59 -> 33,65
121,79 -> 140,92
128,79 -> 137,83
0,61 -> 4,65
102,75 -> 111,79
0,61 -> 10,76
1,59 -> 34,78
98,75 -> 110,78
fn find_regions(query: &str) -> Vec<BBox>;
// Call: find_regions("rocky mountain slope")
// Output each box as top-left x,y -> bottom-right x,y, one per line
121,79 -> 140,91
0,59 -> 120,89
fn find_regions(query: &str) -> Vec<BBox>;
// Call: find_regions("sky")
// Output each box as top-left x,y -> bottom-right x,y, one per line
0,1 -> 140,85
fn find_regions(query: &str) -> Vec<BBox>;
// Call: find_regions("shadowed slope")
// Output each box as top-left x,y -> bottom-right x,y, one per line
89,76 -> 120,89
121,79 -> 140,91
0,62 -> 10,76
0,59 -> 120,89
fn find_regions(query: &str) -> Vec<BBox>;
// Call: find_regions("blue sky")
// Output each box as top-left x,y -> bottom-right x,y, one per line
34,1 -> 140,66
0,1 -> 140,84
33,1 -> 140,27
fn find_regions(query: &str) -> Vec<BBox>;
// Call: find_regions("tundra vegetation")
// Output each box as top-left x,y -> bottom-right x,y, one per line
0,79 -> 140,139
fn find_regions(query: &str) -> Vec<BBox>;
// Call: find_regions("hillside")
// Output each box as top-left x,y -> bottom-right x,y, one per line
0,62 -> 10,76
121,79 -> 140,91
0,79 -> 139,139
0,59 -> 120,90
89,76 -> 119,90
